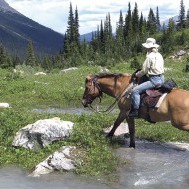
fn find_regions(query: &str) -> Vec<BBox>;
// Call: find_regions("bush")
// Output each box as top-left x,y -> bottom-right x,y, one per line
130,56 -> 141,69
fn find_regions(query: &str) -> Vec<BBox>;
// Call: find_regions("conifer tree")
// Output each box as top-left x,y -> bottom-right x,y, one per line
132,2 -> 139,34
147,8 -> 157,35
156,6 -> 161,31
178,0 -> 185,29
138,13 -> 147,52
116,10 -> 124,43
124,2 -> 132,39
26,39 -> 36,66
74,6 -> 80,47
0,44 -> 12,68
186,9 -> 189,27
104,13 -> 113,54
100,20 -> 105,53
131,2 -> 141,54
115,10 -> 125,59
124,2 -> 133,56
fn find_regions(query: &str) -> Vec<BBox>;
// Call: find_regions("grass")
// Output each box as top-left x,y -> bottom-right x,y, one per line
0,59 -> 188,178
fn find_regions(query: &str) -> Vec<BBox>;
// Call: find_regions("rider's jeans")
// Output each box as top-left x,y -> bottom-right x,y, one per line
131,74 -> 164,109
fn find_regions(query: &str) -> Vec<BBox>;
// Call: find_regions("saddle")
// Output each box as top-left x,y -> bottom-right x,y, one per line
140,79 -> 177,108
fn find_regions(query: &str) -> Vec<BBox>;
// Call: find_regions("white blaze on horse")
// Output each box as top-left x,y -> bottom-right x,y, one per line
82,73 -> 189,148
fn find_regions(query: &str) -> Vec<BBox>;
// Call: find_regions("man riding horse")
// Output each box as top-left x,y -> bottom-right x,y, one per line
128,38 -> 165,118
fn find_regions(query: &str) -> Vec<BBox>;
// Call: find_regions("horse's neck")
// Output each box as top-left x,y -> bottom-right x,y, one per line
98,76 -> 130,98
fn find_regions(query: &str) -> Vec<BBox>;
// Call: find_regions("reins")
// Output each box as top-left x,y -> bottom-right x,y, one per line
89,75 -> 135,115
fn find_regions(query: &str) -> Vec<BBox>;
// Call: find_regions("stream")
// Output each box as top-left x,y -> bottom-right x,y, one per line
1,108 -> 189,189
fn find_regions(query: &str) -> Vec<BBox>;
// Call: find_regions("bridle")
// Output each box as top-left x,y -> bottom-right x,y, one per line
83,74 -> 135,114
84,76 -> 103,105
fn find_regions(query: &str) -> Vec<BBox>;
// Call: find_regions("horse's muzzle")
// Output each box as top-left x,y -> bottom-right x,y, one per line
82,99 -> 89,107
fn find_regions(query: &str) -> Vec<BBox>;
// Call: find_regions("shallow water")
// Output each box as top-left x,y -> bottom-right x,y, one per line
1,140 -> 189,189
32,107 -> 91,115
117,140 -> 189,189
0,167 -> 110,189
7,107 -> 189,188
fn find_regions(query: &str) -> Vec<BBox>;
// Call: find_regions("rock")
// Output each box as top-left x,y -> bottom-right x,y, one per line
34,72 -> 47,76
98,66 -> 110,72
12,117 -> 74,150
0,103 -> 10,108
104,123 -> 129,136
60,67 -> 78,74
176,50 -> 186,56
29,146 -> 76,177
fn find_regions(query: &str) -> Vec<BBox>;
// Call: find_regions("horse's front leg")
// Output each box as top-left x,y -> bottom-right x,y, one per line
106,112 -> 126,138
126,117 -> 135,148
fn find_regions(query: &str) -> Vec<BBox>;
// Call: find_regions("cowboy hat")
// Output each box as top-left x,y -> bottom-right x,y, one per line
142,38 -> 159,48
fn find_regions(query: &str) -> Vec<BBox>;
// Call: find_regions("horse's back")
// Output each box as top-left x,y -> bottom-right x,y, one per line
150,88 -> 189,125
166,88 -> 189,130
167,88 -> 189,107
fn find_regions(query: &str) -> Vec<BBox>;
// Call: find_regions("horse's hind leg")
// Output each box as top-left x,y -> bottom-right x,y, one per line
106,112 -> 126,138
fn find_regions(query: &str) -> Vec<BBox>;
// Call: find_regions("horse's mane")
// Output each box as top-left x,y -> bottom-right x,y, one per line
94,73 -> 126,79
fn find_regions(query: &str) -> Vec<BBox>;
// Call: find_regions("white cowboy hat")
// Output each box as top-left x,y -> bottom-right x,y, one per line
142,38 -> 159,48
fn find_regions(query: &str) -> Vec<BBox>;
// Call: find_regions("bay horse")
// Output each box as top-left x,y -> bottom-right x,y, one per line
82,73 -> 189,148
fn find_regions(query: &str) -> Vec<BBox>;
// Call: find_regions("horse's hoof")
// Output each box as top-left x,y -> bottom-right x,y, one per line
106,133 -> 113,138
124,133 -> 130,138
129,144 -> 135,148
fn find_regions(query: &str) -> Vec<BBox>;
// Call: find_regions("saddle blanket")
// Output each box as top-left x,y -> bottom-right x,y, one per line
155,93 -> 167,108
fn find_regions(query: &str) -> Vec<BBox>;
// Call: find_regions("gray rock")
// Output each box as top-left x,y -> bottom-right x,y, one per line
12,117 -> 74,150
176,50 -> 186,56
29,146 -> 76,177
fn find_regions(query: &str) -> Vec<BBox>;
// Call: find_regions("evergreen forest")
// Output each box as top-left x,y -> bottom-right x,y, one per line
1,0 -> 189,71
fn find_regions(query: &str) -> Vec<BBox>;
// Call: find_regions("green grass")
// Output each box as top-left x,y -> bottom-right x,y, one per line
0,60 -> 188,177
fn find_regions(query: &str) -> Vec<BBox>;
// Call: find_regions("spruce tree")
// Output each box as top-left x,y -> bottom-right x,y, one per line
115,11 -> 124,59
156,6 -> 161,31
132,2 -> 139,34
124,2 -> 133,56
74,6 -> 80,47
147,8 -> 157,35
131,2 -> 140,54
178,0 -> 185,29
65,3 -> 75,55
26,39 -> 36,66
186,9 -> 189,27
104,13 -> 113,54
100,20 -> 105,53
124,2 -> 132,39
0,44 -> 12,68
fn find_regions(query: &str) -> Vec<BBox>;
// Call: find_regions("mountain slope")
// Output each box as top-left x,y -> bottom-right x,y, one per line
0,0 -> 64,58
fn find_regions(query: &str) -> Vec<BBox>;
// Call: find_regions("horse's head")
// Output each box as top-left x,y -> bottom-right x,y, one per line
82,74 -> 103,107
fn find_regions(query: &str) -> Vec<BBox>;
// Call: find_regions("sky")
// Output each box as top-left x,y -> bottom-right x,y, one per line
5,0 -> 188,35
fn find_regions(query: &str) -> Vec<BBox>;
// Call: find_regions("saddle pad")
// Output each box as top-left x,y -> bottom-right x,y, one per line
155,93 -> 167,108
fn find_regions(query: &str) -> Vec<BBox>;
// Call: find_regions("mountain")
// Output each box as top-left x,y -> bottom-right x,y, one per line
161,15 -> 179,27
0,0 -> 64,58
80,32 -> 93,42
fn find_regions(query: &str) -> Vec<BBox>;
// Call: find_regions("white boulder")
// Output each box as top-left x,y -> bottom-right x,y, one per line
29,146 -> 76,177
34,72 -> 47,76
12,117 -> 74,150
60,67 -> 78,74
0,103 -> 10,108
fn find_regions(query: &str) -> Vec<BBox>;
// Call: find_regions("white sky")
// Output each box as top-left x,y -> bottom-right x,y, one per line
5,0 -> 188,35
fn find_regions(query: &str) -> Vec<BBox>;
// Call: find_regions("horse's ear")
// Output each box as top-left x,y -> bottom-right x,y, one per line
86,74 -> 93,81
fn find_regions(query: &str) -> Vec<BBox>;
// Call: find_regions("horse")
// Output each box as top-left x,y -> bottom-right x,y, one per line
82,73 -> 189,148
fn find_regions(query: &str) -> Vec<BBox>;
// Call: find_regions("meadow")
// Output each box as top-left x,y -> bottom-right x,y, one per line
0,57 -> 189,177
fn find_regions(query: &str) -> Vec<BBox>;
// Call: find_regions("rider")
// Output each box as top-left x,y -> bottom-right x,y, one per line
128,38 -> 165,118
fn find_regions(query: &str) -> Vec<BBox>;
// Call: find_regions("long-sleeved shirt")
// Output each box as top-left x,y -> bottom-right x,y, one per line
136,48 -> 164,77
